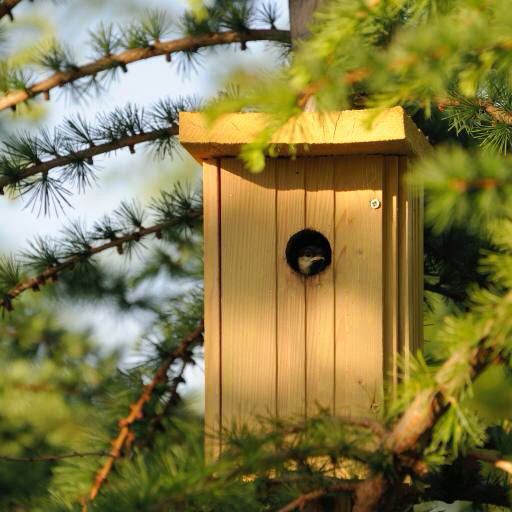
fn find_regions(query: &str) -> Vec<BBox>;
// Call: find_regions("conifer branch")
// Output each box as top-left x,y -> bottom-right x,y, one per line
0,223 -> 169,310
0,185 -> 202,310
0,451 -> 111,462
424,282 -> 466,302
0,29 -> 289,112
278,482 -> 358,512
0,0 -> 25,22
468,448 -> 512,476
0,126 -> 178,193
439,98 -> 512,126
82,320 -> 204,510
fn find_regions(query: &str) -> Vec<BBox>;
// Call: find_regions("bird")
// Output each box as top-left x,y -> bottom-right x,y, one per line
296,244 -> 327,276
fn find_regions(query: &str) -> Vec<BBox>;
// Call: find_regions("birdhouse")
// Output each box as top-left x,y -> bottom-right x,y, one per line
179,108 -> 431,458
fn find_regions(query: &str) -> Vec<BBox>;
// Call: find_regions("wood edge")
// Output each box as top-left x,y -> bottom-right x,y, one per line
203,159 -> 222,461
383,156 -> 399,399
180,108 -> 431,160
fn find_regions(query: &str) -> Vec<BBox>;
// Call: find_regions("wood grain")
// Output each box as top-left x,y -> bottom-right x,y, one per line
383,157 -> 399,395
179,108 -> 432,161
334,156 -> 384,417
398,157 -> 411,378
276,159 -> 306,419
399,156 -> 424,358
203,160 -> 221,460
220,158 -> 277,428
305,158 -> 335,416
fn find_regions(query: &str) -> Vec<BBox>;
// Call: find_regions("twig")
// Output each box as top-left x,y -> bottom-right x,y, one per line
468,448 -> 512,476
278,482 -> 358,512
1,214 -> 201,311
0,29 -> 290,112
337,415 -> 388,439
0,126 -> 178,192
424,282 -> 466,302
0,450 -> 110,462
438,98 -> 512,125
0,0 -> 24,22
140,360 -> 188,447
81,320 -> 204,510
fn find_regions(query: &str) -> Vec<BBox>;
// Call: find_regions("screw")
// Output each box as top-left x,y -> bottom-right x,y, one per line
370,198 -> 381,209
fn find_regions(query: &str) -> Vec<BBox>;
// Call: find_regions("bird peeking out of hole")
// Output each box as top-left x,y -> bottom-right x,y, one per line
297,245 -> 328,276
285,229 -> 332,277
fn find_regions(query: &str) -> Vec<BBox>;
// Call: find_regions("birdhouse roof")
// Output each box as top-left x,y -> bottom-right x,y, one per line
179,107 -> 431,162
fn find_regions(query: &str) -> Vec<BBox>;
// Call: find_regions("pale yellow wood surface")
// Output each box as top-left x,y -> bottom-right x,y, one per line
305,158 -> 335,416
276,159 -> 306,419
203,160 -> 222,459
220,158 -> 277,428
334,156 -> 384,417
400,156 -> 424,356
383,157 -> 399,394
398,157 -> 412,377
179,108 -> 432,161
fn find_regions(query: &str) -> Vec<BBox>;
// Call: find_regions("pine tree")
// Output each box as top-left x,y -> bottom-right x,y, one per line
2,0 -> 512,511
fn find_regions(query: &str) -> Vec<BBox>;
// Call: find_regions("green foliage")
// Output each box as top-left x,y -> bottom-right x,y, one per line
5,0 -> 512,511
0,300 -> 120,510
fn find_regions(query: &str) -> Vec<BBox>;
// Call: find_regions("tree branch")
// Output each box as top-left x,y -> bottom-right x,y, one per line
81,320 -> 204,510
0,0 -> 25,22
1,216 -> 201,311
278,481 -> 358,512
0,126 -> 178,194
0,450 -> 110,462
468,448 -> 512,476
424,281 -> 466,302
0,29 -> 290,112
438,98 -> 512,125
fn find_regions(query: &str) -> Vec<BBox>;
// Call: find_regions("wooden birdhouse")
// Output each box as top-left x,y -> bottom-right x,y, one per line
179,107 -> 431,457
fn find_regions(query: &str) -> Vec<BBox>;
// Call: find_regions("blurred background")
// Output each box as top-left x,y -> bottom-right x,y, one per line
0,0 -> 289,401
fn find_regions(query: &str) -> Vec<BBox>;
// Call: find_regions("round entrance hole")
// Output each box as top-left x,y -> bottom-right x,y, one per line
285,229 -> 332,277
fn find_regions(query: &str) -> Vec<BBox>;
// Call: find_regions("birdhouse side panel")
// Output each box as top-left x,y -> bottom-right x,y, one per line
334,156 -> 384,417
383,156 -> 400,393
220,158 -> 277,428
398,156 -> 424,374
203,160 -> 221,459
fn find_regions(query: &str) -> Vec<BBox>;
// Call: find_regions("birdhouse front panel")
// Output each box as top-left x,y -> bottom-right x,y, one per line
180,108 -> 429,459
202,154 -> 423,458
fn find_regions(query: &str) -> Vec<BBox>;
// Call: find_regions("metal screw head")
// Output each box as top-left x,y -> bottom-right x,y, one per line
370,198 -> 381,209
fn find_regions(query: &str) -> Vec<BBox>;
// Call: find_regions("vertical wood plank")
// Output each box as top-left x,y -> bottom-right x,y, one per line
305,157 -> 335,416
417,165 -> 425,354
398,157 -> 412,377
276,159 -> 306,419
334,156 -> 384,417
383,157 -> 399,396
203,159 -> 221,460
220,158 -> 277,428
400,157 -> 424,356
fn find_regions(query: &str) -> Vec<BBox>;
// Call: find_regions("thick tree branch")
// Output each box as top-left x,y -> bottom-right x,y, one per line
0,29 -> 290,112
0,0 -> 24,21
0,126 -> 179,193
82,320 -> 204,510
0,450 -> 110,462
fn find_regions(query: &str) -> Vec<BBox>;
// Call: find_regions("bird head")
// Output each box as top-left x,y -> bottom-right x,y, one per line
297,245 -> 326,276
